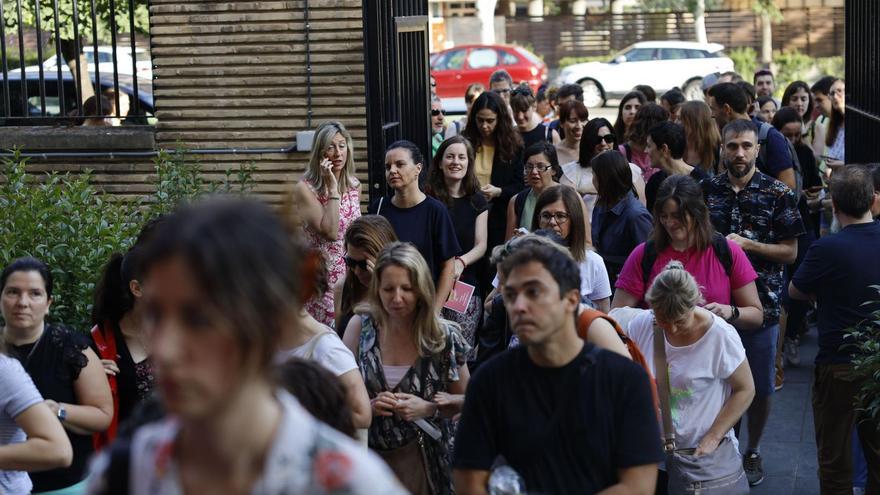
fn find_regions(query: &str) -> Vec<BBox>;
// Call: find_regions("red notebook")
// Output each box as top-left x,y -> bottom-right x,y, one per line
443,280 -> 475,314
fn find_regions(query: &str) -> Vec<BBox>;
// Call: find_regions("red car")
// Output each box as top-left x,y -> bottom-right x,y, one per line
430,44 -> 548,99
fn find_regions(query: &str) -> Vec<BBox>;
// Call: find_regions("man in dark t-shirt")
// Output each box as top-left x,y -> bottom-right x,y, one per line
453,242 -> 662,494
790,165 -> 880,493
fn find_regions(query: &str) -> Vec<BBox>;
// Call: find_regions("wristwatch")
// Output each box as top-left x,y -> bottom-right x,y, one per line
726,305 -> 740,323
56,405 -> 67,423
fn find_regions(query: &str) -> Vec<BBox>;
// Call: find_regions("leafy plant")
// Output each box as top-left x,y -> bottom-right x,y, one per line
773,49 -> 813,94
728,46 -> 758,80
844,286 -> 880,430
0,148 -> 255,331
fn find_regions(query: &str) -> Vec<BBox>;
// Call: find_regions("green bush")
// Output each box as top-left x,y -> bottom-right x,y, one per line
558,54 -> 612,69
773,49 -> 813,94
728,46 -> 758,80
0,149 -> 255,331
844,286 -> 880,431
814,56 -> 844,79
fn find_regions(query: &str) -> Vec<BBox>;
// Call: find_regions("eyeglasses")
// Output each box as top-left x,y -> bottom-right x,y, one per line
431,109 -> 444,116
539,212 -> 570,224
599,135 -> 615,144
524,163 -> 553,173
344,256 -> 369,271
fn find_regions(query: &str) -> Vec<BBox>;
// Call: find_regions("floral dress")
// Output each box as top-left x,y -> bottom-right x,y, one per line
356,315 -> 470,493
303,179 -> 360,326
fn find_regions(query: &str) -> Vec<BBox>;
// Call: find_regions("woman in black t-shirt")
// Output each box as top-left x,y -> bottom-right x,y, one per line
510,84 -> 553,150
426,135 -> 489,359
1,257 -> 113,494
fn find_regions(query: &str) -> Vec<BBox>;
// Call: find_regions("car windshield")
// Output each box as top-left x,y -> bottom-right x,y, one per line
514,46 -> 542,65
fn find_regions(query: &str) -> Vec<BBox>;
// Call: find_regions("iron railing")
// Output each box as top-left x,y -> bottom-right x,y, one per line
845,0 -> 879,163
0,0 -> 152,126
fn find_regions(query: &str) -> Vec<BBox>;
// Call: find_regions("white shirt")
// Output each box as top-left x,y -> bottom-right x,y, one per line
276,328 -> 358,378
492,249 -> 610,303
627,310 -> 746,449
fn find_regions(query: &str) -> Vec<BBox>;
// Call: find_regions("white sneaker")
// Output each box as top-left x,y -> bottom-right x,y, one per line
784,339 -> 801,367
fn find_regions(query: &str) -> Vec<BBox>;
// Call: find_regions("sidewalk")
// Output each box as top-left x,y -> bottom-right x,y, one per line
740,325 -> 820,494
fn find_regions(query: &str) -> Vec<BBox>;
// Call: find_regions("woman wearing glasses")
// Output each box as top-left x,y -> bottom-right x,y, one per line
293,121 -> 361,326
560,117 -> 646,225
532,185 -> 612,312
505,142 -> 562,240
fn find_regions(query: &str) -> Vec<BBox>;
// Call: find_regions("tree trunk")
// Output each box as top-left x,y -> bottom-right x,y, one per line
528,0 -> 543,17
571,1 -> 587,15
760,11 -> 772,65
476,0 -> 498,45
59,38 -> 95,106
694,0 -> 708,44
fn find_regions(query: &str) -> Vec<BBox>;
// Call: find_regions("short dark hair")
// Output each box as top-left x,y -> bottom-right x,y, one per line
386,140 -> 425,168
558,100 -> 589,123
753,69 -> 774,83
771,106 -> 802,131
737,81 -> 757,103
757,96 -> 777,110
1,257 -> 53,298
721,119 -> 758,142
661,88 -> 686,108
557,83 -> 584,102
648,121 -> 686,159
498,243 -> 581,298
708,82 -> 748,114
275,357 -> 356,438
634,84 -> 656,102
871,164 -> 880,193
811,76 -> 837,96
523,141 -> 562,181
830,165 -> 874,218
489,69 -> 513,87
592,150 -> 636,207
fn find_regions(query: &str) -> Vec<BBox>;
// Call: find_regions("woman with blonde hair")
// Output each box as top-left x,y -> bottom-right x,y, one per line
294,121 -> 361,326
334,215 -> 398,335
625,260 -> 754,494
343,242 -> 470,494
679,100 -> 721,174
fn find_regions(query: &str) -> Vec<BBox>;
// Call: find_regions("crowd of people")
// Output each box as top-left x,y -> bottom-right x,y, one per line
0,64 -> 876,495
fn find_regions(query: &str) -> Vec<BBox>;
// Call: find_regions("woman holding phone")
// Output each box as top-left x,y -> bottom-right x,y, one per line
294,121 -> 361,327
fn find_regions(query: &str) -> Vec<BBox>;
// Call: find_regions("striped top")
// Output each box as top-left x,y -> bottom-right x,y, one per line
1,353 -> 44,495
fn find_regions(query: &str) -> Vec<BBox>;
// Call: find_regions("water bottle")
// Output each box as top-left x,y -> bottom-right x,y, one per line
488,465 -> 526,495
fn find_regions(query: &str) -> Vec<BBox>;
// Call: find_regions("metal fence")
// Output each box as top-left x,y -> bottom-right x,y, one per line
845,0 -> 879,163
506,7 -> 845,69
0,0 -> 152,126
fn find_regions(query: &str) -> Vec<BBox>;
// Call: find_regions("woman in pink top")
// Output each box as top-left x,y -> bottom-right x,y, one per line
612,175 -> 764,330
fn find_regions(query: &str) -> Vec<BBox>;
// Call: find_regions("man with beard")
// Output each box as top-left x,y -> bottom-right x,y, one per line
702,119 -> 805,487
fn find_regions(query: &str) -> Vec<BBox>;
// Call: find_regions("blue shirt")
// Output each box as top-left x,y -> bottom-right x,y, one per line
591,191 -> 653,264
791,221 -> 880,365
752,116 -> 794,179
704,170 -> 804,324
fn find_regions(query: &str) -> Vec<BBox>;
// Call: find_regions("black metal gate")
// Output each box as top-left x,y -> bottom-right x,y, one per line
363,0 -> 431,203
846,0 -> 880,163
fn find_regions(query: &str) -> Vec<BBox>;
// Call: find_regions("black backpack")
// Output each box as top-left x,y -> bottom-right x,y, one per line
640,232 -> 733,287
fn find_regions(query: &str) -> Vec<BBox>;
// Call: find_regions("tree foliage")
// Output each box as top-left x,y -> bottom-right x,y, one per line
2,0 -> 149,42
636,0 -> 721,12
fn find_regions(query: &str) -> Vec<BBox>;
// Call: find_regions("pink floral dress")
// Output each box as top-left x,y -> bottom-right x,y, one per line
303,179 -> 361,327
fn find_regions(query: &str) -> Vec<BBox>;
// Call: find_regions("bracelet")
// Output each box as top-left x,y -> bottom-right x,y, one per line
454,256 -> 466,268
726,305 -> 740,323
328,196 -> 341,201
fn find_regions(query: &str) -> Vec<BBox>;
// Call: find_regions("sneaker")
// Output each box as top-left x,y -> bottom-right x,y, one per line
784,338 -> 801,367
775,366 -> 784,391
743,451 -> 765,486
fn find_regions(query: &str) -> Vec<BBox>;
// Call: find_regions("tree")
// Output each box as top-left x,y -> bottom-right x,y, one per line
753,0 -> 782,66
637,0 -> 722,45
476,0 -> 497,44
3,0 -> 149,99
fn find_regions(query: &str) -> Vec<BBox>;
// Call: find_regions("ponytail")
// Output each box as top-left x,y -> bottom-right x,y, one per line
92,253 -> 134,326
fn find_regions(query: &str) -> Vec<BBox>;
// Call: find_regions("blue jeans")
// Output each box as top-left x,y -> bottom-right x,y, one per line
738,323 -> 779,397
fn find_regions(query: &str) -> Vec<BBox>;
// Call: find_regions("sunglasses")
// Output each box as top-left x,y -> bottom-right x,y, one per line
600,135 -> 615,144
344,256 -> 369,271
431,109 -> 444,116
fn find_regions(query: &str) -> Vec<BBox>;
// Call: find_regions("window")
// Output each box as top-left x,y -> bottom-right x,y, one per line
660,48 -> 689,60
433,49 -> 466,71
685,49 -> 707,59
467,48 -> 499,69
499,49 -> 520,66
623,48 -> 656,62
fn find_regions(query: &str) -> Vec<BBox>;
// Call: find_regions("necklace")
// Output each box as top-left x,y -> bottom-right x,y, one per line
3,326 -> 46,366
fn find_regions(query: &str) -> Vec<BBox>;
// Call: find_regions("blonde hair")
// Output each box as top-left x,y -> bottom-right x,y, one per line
645,260 -> 705,320
369,242 -> 450,356
302,121 -> 358,196
679,101 -> 721,173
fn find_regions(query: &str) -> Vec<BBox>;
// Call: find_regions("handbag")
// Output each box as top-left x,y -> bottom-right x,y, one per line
91,323 -> 120,451
376,433 -> 434,495
652,322 -> 749,494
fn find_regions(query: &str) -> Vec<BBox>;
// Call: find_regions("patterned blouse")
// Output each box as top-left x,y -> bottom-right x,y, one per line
302,179 -> 361,327
356,314 -> 470,492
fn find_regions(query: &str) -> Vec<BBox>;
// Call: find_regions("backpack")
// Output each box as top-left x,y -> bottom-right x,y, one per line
641,232 -> 733,287
576,308 -> 659,413
757,121 -> 802,196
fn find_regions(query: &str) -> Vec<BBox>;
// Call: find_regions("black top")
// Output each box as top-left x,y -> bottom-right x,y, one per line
644,167 -> 709,213
91,323 -> 154,425
792,221 -> 880,365
447,194 -> 489,287
519,123 -> 551,150
368,194 -> 462,283
454,344 -> 664,494
485,148 -> 525,256
7,324 -> 93,491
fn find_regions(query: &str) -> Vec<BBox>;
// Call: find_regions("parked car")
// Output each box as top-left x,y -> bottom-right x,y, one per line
31,46 -> 152,79
431,44 -> 548,100
0,70 -> 154,126
554,41 -> 735,107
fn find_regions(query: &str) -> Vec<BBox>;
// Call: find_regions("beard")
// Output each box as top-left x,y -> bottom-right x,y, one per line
724,158 -> 755,178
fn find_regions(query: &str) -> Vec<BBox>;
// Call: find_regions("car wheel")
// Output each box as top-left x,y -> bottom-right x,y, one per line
578,79 -> 605,108
683,78 -> 704,101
